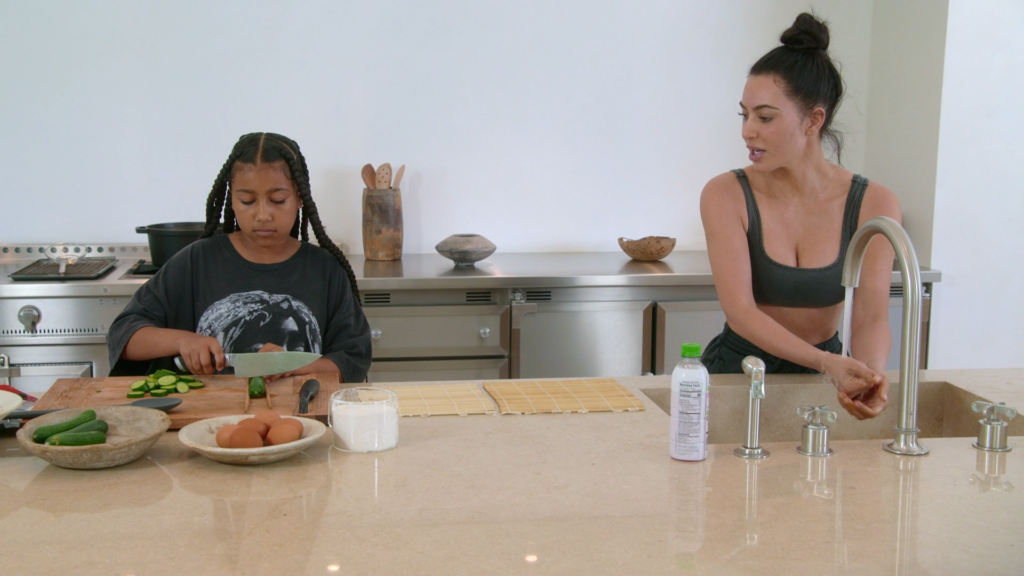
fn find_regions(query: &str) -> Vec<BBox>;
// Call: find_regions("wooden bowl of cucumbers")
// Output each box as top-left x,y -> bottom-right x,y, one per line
16,406 -> 171,470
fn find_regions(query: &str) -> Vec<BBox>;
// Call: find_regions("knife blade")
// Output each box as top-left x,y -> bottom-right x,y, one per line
298,379 -> 320,414
174,351 -> 321,378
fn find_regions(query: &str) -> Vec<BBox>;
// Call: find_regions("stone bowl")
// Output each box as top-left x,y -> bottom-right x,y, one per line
16,406 -> 171,470
178,414 -> 326,465
435,234 -> 497,267
618,236 -> 676,261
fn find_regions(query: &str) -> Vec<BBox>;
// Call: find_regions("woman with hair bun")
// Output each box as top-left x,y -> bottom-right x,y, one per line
699,13 -> 899,419
107,133 -> 372,383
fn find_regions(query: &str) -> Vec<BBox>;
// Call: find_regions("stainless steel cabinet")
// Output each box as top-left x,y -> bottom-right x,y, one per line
655,300 -> 726,374
510,289 -> 653,378
361,290 -> 510,383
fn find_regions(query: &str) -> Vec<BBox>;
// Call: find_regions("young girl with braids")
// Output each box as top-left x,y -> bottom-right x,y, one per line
107,133 -> 371,383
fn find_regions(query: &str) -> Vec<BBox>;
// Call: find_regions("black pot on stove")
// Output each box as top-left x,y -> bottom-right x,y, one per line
136,222 -> 205,267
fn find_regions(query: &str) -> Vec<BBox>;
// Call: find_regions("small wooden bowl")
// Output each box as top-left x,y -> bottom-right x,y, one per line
618,236 -> 676,261
16,406 -> 170,470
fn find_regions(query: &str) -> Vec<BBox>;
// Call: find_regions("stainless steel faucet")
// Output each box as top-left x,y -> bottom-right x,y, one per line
734,356 -> 769,459
841,216 -> 928,456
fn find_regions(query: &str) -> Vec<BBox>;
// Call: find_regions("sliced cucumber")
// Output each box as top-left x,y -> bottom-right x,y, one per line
156,375 -> 178,386
146,376 -> 157,384
153,369 -> 176,379
187,381 -> 205,389
150,389 -> 169,397
178,376 -> 195,383
130,380 -> 149,392
127,391 -> 145,399
175,382 -> 190,394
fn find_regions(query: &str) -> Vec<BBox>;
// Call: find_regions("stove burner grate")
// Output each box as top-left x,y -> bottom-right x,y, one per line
9,257 -> 118,281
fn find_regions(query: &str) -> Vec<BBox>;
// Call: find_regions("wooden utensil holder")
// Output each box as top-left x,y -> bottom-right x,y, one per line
362,188 -> 403,261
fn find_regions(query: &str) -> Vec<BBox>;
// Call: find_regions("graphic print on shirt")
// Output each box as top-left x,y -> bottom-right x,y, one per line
196,291 -> 322,354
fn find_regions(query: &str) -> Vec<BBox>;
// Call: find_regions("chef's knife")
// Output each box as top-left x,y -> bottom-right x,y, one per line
298,379 -> 320,414
174,351 -> 322,378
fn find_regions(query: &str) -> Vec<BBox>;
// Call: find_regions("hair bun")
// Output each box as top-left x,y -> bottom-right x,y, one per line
780,12 -> 830,53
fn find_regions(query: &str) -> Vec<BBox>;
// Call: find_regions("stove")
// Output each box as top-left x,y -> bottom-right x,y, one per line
123,259 -> 160,278
0,243 -> 153,399
9,257 -> 117,281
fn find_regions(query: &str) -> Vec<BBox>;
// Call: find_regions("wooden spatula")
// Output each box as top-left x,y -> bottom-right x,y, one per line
375,163 -> 393,189
393,164 -> 406,189
361,164 -> 376,189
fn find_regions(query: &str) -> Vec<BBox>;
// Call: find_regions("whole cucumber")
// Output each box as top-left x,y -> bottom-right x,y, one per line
62,419 -> 109,435
44,430 -> 106,446
32,409 -> 97,444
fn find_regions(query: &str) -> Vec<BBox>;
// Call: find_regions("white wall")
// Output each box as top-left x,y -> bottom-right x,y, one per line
0,1 -> 872,254
929,0 -> 1024,369
864,0 -> 947,267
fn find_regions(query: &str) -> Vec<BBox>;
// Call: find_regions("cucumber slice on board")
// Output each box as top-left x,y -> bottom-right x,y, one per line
130,380 -> 149,392
175,382 -> 190,394
187,381 -> 205,389
150,389 -> 169,397
157,375 -> 178,386
127,391 -> 145,399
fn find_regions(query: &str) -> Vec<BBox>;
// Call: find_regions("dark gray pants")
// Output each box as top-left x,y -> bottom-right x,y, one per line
700,323 -> 841,374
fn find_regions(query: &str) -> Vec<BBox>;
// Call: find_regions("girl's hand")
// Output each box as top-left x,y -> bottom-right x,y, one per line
257,343 -> 290,382
821,353 -> 889,420
178,334 -> 226,375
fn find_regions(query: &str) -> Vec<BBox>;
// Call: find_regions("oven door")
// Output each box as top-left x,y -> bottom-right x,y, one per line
0,346 -> 101,396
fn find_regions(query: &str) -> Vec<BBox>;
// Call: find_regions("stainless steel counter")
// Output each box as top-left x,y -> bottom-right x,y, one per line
1,247 -> 942,296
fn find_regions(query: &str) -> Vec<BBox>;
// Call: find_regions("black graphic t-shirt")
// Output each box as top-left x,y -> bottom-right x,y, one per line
107,234 -> 371,383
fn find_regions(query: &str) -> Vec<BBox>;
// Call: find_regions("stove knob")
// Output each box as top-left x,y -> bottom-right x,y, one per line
18,306 -> 40,333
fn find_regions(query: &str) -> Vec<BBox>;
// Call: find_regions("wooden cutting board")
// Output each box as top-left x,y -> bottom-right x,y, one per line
33,373 -> 341,429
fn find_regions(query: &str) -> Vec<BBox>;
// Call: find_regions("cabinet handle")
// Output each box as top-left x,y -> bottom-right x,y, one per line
371,329 -> 382,340
479,327 -> 490,338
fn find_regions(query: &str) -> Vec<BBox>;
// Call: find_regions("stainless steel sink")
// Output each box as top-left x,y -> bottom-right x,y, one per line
640,381 -> 1022,444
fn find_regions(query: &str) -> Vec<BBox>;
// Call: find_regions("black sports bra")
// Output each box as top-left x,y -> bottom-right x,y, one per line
733,169 -> 868,308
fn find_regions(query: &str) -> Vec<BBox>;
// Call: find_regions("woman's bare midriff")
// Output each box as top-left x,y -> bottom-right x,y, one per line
758,303 -> 843,346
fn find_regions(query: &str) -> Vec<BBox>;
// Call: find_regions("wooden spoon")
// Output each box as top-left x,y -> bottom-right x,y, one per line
393,164 -> 406,189
361,164 -> 376,189
375,163 -> 393,189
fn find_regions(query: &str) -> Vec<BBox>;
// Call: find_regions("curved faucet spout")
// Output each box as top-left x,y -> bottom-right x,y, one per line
841,216 -> 928,456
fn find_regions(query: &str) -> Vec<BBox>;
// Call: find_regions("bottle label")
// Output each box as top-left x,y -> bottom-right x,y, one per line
670,367 -> 709,461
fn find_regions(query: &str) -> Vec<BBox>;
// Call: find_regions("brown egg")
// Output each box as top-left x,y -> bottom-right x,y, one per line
275,418 -> 305,437
227,426 -> 263,448
254,410 -> 281,427
216,424 -> 240,448
265,424 -> 301,446
238,417 -> 269,439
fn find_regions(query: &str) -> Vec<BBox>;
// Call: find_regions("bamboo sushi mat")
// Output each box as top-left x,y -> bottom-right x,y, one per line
378,384 -> 496,417
482,378 -> 645,415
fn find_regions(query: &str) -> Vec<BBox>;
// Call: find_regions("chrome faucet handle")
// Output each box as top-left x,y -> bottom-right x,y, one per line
972,401 -> 1018,422
797,405 -> 837,426
971,401 -> 1017,452
796,405 -> 836,457
742,356 -> 766,399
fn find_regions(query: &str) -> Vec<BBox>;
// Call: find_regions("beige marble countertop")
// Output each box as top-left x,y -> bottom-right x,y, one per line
1,369 -> 1021,575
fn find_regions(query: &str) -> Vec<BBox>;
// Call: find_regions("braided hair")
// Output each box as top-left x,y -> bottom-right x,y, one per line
201,132 -> 362,301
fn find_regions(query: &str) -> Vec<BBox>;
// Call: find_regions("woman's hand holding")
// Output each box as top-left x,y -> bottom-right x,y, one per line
178,334 -> 226,375
821,353 -> 889,420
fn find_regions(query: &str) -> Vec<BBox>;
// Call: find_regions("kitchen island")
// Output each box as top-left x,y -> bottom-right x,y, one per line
1,369 -> 1020,575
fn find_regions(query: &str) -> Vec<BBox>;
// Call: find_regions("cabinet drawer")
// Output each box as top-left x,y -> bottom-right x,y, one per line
368,358 -> 508,383
363,305 -> 509,359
